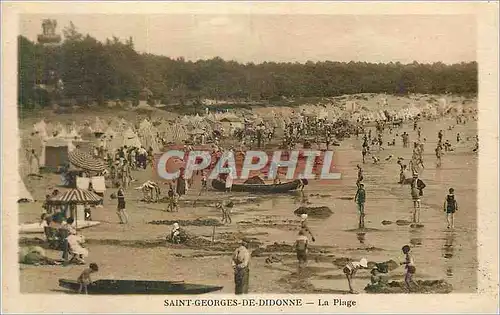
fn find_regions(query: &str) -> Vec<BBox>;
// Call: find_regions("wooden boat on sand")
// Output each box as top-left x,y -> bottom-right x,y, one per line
58,279 -> 223,295
211,179 -> 307,194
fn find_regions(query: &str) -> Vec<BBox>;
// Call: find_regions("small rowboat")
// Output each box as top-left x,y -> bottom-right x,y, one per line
211,179 -> 307,194
59,279 -> 223,295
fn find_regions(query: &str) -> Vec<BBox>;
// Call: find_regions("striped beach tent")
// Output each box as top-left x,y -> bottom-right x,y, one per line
169,124 -> 188,143
68,149 -> 106,172
49,188 -> 102,205
48,188 -> 103,228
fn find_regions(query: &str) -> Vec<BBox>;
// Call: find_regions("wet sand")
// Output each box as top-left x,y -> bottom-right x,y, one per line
18,96 -> 478,294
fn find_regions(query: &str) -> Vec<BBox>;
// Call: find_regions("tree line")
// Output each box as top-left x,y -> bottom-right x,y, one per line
18,22 -> 478,111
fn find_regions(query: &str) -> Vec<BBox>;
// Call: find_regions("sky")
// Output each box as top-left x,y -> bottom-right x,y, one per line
20,14 -> 476,64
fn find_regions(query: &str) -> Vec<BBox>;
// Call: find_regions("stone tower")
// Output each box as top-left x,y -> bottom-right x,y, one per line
37,19 -> 61,46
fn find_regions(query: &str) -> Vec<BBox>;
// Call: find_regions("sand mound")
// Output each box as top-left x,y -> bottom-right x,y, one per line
149,218 -> 222,226
294,206 -> 333,218
410,223 -> 425,228
365,279 -> 453,294
396,220 -> 412,226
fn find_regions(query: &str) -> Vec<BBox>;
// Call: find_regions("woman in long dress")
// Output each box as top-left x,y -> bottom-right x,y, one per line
225,168 -> 234,193
66,234 -> 89,264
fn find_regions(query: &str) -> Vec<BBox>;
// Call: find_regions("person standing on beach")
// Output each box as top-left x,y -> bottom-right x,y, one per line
410,173 -> 426,223
438,130 -> 444,143
217,202 -> 232,224
435,144 -> 443,168
225,167 -> 234,193
232,239 -> 251,294
26,149 -> 40,175
167,184 -> 179,212
354,183 -> 366,228
116,186 -> 129,224
198,171 -> 208,196
61,217 -> 77,262
443,188 -> 458,229
401,132 -> 409,148
356,164 -> 364,188
295,230 -> 309,270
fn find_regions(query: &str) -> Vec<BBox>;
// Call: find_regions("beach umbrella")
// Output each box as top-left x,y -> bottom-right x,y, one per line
49,188 -> 102,205
68,149 -> 106,172
48,188 -> 102,229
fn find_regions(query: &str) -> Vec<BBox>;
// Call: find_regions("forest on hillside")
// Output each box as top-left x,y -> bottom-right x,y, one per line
18,23 -> 478,111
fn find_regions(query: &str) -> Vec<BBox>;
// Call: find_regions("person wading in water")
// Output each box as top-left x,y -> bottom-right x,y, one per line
443,188 -> 458,229
294,229 -> 309,270
410,173 -> 426,223
354,183 -> 366,228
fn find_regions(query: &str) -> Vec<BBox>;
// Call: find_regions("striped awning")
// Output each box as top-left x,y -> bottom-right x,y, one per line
48,188 -> 102,205
68,149 -> 106,172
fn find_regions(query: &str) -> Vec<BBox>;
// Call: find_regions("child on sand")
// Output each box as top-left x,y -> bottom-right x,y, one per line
400,245 -> 417,291
78,263 -> 99,294
443,188 -> 458,229
171,222 -> 182,243
343,258 -> 368,294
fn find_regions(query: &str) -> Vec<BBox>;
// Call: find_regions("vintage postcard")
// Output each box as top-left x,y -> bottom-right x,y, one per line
2,1 -> 499,313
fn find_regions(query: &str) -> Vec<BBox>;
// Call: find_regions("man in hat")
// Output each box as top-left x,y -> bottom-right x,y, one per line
232,239 -> 251,294
300,214 -> 316,242
343,258 -> 368,294
410,173 -> 426,223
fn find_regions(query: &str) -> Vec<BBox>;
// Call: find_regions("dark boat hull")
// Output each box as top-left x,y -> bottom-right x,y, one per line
211,179 -> 306,193
59,279 -> 223,295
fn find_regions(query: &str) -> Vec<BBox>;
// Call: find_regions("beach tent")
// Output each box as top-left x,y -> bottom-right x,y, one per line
138,119 -> 160,153
79,125 -> 94,141
42,137 -> 72,169
91,117 -> 106,133
164,124 -> 188,144
18,173 -> 34,202
32,120 -> 49,139
122,128 -> 142,148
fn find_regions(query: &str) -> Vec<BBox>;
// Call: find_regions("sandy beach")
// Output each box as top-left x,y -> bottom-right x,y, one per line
18,96 -> 478,294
